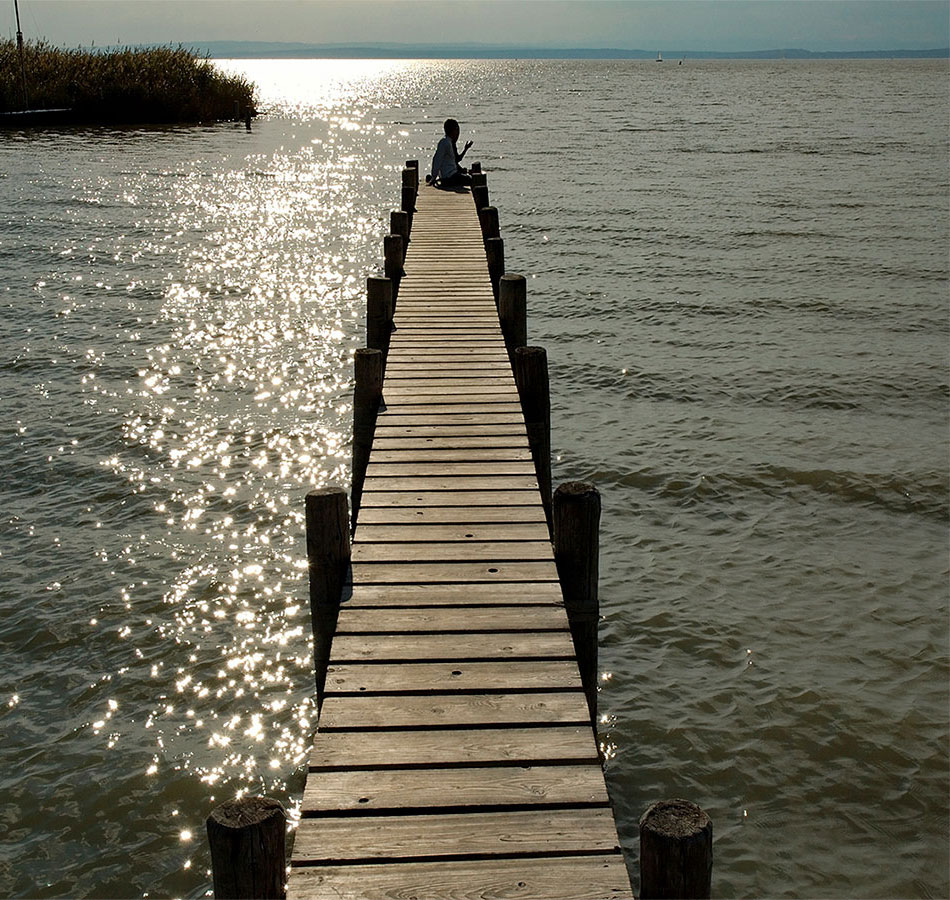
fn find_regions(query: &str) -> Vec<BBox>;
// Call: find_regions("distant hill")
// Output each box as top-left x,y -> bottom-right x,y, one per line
183,41 -> 949,60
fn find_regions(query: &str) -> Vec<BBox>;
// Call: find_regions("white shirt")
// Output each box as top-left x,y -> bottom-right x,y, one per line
431,135 -> 457,181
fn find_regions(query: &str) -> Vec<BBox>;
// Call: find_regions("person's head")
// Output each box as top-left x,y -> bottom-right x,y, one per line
443,118 -> 460,140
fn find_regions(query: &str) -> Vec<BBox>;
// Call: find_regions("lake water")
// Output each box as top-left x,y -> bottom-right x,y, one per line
0,58 -> 947,899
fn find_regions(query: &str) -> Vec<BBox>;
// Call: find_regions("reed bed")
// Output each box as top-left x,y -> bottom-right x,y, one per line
0,41 -> 256,123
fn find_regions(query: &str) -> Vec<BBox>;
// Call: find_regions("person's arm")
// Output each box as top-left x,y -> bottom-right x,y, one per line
455,139 -> 474,162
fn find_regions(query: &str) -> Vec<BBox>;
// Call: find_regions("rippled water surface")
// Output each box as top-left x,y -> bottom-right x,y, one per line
0,59 -> 947,898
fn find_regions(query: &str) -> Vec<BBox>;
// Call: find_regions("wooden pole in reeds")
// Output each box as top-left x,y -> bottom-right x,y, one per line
552,481 -> 600,729
499,274 -> 527,361
639,799 -> 713,899
513,346 -> 551,524
207,797 -> 286,899
305,486 -> 350,708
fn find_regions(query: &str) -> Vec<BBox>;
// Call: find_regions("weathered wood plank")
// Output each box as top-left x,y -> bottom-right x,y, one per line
351,560 -> 560,584
301,764 -> 609,812
308,725 -> 597,769
363,461 -> 537,478
344,581 -> 565,606
358,490 -> 542,508
351,540 -> 553,563
324,660 -> 582,694
354,505 -> 547,525
317,689 -> 591,729
292,807 -> 623,862
329,631 -> 575,662
334,606 -> 568,633
288,855 -> 633,900
368,447 -> 532,463
353,522 -> 549,542
361,476 -> 539,493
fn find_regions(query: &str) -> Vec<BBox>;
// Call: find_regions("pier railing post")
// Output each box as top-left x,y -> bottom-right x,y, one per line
479,206 -> 500,244
639,799 -> 713,899
470,161 -> 482,174
207,796 -> 286,899
485,236 -> 505,302
384,233 -> 404,309
405,159 -> 419,193
513,346 -> 551,523
366,277 -> 393,360
352,348 -> 384,525
499,274 -> 527,360
552,481 -> 600,729
401,167 -> 416,231
305,486 -> 350,708
390,210 -> 410,259
473,182 -> 490,213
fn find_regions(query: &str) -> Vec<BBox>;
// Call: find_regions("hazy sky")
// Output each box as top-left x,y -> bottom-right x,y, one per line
5,1 -> 949,51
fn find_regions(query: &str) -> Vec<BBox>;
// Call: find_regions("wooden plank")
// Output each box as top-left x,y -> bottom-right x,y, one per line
370,434 -> 530,449
360,476 -> 539,492
292,807 -> 623,862
358,491 -> 542,508
317,690 -> 591,729
353,522 -> 549,541
363,461 -> 537,478
351,560 -> 559,584
324,660 -> 582,694
301,764 -> 610,812
335,606 -> 568,633
288,855 -> 633,900
368,447 -> 532,462
329,631 -> 575,662
351,541 -> 553,563
343,581 -> 566,607
308,725 -> 597,769
373,414 -> 525,427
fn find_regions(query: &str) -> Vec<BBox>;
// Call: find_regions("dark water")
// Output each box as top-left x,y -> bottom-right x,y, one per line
0,59 -> 946,898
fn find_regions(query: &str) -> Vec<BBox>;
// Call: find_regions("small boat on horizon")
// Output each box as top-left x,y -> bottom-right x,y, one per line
656,50 -> 663,63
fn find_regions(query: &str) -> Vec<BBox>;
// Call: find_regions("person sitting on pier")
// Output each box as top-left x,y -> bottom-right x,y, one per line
427,118 -> 473,188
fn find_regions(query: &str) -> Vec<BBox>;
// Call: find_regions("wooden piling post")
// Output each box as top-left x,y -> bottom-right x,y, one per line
499,274 -> 527,360
485,236 -> 505,301
479,206 -> 500,243
384,233 -> 404,308
470,161 -> 482,174
513,346 -> 551,523
405,159 -> 419,191
305,486 -> 350,708
401,183 -> 415,231
390,209 -> 410,256
639,799 -> 713,899
471,171 -> 487,188
472,183 -> 490,213
207,796 -> 286,899
352,347 -> 384,526
552,481 -> 600,728
365,276 -> 393,358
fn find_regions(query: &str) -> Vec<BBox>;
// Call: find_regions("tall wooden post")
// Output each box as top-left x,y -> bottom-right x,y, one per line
366,277 -> 393,359
485,236 -> 505,302
207,797 -> 286,899
471,171 -> 487,188
390,209 -> 410,257
639,799 -> 713,899
405,159 -> 419,191
472,183 -> 490,213
470,161 -> 482,174
513,346 -> 551,524
384,233 -> 404,309
352,348 -> 384,525
401,184 -> 415,231
552,481 -> 600,729
479,206 -> 500,244
498,274 -> 527,360
305,486 -> 350,708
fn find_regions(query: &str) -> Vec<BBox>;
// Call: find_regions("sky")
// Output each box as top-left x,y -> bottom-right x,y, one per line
4,0 -> 949,52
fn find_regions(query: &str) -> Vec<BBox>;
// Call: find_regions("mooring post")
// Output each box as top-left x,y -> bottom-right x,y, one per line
486,236 -> 505,302
366,276 -> 393,360
305,486 -> 350,708
479,206 -> 500,244
513,346 -> 551,523
639,799 -> 713,899
401,167 -> 416,231
498,274 -> 527,360
206,796 -> 286,900
472,182 -> 490,214
384,233 -> 404,309
471,170 -> 487,188
405,159 -> 419,192
552,481 -> 600,729
390,209 -> 410,259
352,348 -> 384,526
470,161 -> 482,174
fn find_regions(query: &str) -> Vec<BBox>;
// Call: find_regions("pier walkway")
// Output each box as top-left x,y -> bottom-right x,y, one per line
287,181 -> 632,899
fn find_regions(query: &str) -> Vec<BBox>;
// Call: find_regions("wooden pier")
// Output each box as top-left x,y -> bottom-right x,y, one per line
286,173 -> 634,899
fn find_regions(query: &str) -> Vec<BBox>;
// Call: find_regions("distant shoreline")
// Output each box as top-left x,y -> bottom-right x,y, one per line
107,41 -> 950,61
